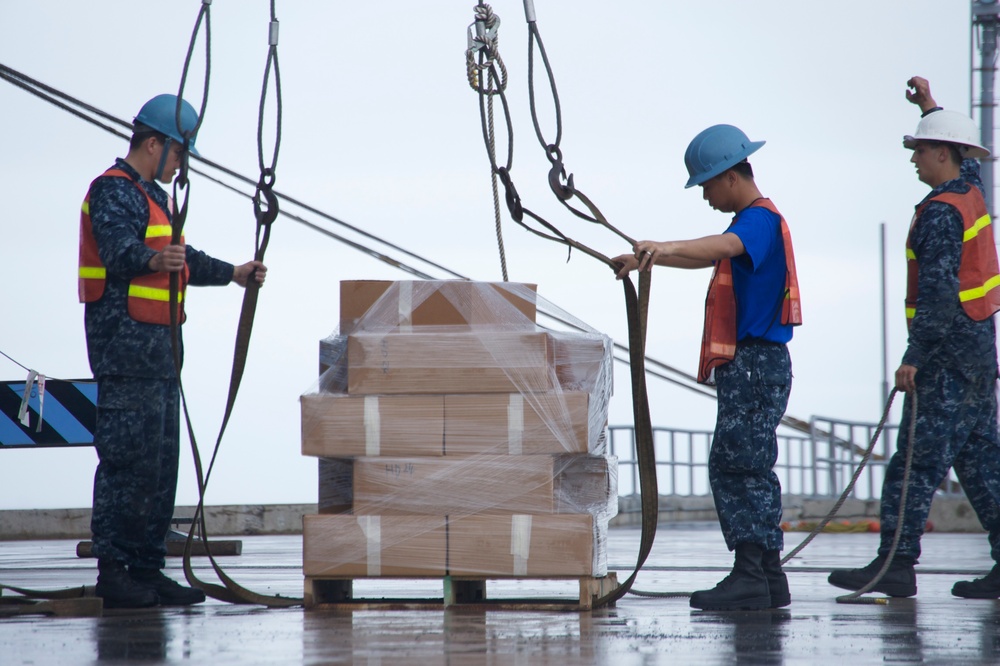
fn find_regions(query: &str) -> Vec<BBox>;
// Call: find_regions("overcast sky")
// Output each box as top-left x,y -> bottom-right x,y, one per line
0,1 -> 981,510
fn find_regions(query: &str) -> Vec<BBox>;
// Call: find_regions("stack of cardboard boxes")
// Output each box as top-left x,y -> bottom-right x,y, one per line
300,280 -> 617,580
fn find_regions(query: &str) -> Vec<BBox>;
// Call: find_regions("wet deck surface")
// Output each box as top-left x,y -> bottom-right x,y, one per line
2,525 -> 999,665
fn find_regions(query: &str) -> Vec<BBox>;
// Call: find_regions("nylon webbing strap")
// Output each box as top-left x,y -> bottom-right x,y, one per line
592,271 -> 657,607
493,180 -> 659,607
467,2 -> 658,607
176,0 -> 297,607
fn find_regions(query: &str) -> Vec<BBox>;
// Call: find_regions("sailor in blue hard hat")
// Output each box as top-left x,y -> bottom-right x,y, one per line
131,93 -> 201,183
682,124 -> 765,189
79,93 -> 266,609
612,123 -> 802,611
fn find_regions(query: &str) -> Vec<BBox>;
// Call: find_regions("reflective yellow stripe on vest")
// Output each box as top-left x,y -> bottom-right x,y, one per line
963,214 -> 992,242
79,266 -> 106,279
959,274 -> 1000,303
145,224 -> 173,239
905,307 -> 916,320
128,285 -> 184,303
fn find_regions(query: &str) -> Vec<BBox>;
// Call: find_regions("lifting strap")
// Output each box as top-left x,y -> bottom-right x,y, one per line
468,2 -> 657,608
167,0 -> 299,607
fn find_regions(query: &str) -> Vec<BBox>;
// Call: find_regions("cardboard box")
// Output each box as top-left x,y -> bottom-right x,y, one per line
318,334 -> 347,381
548,332 -> 612,394
443,392 -> 592,455
557,455 -> 619,519
301,393 -> 444,457
317,458 -> 353,514
447,514 -> 607,577
339,280 -> 538,333
346,331 -> 554,395
303,514 -> 447,577
349,455 -> 616,516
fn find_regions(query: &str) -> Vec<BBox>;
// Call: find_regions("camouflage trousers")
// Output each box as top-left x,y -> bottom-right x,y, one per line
710,341 -> 791,551
880,366 -> 1000,562
91,376 -> 180,569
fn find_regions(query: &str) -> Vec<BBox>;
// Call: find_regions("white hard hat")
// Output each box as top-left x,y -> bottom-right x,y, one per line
903,109 -> 990,159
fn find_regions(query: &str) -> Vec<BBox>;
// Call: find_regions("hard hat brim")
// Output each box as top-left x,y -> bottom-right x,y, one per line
684,140 -> 765,189
903,134 -> 991,159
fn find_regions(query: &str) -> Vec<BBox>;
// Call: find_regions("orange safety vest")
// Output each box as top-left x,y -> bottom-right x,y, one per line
697,199 -> 802,385
78,168 -> 188,325
905,187 -> 1000,327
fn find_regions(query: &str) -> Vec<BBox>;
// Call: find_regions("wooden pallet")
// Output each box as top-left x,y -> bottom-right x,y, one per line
75,538 -> 243,558
304,572 -> 619,611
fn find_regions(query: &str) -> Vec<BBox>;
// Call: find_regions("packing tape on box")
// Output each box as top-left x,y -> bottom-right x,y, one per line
508,394 -> 524,455
358,515 -> 382,576
510,514 -> 532,576
364,395 -> 381,456
399,281 -> 413,332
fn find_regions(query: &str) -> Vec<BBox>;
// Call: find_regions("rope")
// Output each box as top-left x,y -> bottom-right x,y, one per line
172,0 -> 298,608
169,0 -> 213,365
626,388 -> 916,602
0,350 -> 31,373
465,2 -> 657,609
488,85 -> 509,281
835,390 -> 917,604
1,58 -> 880,607
780,389 -> 900,565
0,57 -> 861,449
467,3 -> 511,281
522,4 -> 635,245
1,58 -> 756,417
167,0 -> 215,598
168,0 -> 213,304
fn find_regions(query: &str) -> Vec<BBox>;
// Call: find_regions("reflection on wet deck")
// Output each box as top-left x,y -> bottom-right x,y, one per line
2,526 -> 998,665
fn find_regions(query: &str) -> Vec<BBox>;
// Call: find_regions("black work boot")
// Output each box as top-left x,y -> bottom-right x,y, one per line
827,554 -> 916,597
762,549 -> 790,608
96,560 -> 159,609
129,567 -> 206,606
952,564 -> 1000,599
690,544 -> 771,611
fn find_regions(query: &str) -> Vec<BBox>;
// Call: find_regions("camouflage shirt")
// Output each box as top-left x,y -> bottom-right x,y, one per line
84,158 -> 234,379
902,158 -> 998,381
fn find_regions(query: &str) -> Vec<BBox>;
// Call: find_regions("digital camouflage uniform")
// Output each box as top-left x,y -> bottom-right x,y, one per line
86,158 -> 233,569
879,158 -> 1000,563
711,342 -> 791,552
707,205 -> 795,553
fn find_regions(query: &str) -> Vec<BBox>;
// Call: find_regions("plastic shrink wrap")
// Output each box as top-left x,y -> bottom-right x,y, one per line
301,280 -> 617,578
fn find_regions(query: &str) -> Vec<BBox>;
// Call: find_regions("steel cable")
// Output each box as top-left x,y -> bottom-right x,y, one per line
0,57 -> 851,453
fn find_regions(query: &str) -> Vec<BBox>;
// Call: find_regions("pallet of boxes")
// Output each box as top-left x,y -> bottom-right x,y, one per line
300,280 -> 619,610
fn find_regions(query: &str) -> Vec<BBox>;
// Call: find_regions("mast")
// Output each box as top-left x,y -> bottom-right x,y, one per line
972,0 -> 1000,225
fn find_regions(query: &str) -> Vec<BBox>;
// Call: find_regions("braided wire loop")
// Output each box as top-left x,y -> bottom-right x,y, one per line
466,3 -> 506,95
257,0 -> 282,178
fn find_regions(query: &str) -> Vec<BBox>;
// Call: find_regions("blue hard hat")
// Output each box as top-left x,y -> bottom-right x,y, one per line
133,94 -> 201,156
683,124 -> 764,188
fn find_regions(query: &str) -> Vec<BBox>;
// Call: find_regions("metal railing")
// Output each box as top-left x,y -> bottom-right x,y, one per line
607,416 -> 965,500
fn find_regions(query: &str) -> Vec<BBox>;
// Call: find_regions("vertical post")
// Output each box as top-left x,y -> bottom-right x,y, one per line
973,0 -> 999,224
880,223 -> 890,412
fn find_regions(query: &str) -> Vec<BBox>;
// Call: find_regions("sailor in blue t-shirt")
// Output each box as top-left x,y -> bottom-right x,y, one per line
614,124 -> 801,612
728,205 -> 794,344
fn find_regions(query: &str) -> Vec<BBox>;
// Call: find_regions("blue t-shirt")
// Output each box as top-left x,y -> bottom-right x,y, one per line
725,205 -> 793,343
